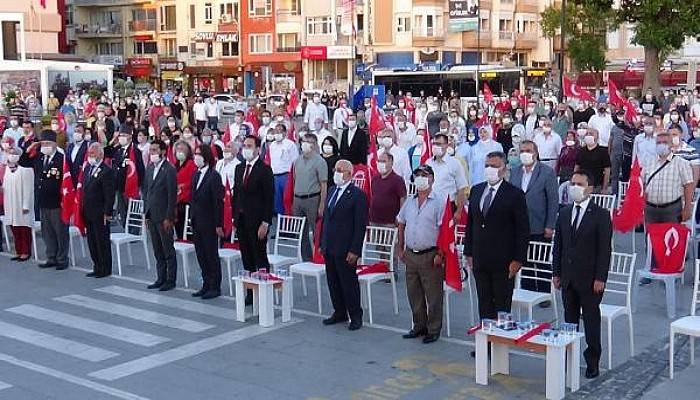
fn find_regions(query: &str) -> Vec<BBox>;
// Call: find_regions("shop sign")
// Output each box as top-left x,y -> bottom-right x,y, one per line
129,58 -> 151,66
161,61 -> 184,71
448,0 -> 478,33
300,46 -> 327,60
527,69 -> 547,77
195,32 -> 239,42
480,71 -> 498,78
327,46 -> 353,59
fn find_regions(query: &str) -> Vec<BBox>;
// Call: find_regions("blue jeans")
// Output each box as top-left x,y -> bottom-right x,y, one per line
273,173 -> 289,216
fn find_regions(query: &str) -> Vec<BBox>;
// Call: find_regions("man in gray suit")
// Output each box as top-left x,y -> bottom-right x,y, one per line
509,140 -> 559,293
143,140 -> 178,291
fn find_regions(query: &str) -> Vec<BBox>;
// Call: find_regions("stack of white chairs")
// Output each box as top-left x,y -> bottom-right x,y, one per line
601,252 -> 637,369
669,260 -> 700,379
512,241 -> 557,322
358,226 -> 398,324
109,199 -> 150,276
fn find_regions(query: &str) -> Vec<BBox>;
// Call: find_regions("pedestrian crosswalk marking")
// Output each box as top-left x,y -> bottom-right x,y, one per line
95,286 -> 236,320
0,320 -> 119,362
6,304 -> 170,347
54,295 -> 214,333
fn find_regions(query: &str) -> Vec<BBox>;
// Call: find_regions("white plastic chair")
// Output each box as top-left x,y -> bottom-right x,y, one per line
512,241 -> 557,322
669,259 -> 700,379
219,227 -> 242,297
2,217 -> 41,261
601,252 -> 637,369
406,182 -> 416,196
445,224 -> 477,337
289,259 -> 326,314
688,199 -> 700,264
268,214 -> 305,272
174,205 -> 196,288
358,226 -> 398,325
110,199 -> 150,276
638,229 -> 691,318
351,176 -> 366,191
591,193 -> 616,217
68,225 -> 87,267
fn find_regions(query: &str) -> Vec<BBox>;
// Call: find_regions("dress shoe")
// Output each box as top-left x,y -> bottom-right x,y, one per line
159,283 -> 176,291
402,329 -> 427,339
147,281 -> 164,290
17,256 -> 30,262
322,315 -> 348,325
585,366 -> 599,379
55,264 -> 68,271
422,334 -> 440,344
86,272 -> 97,277
348,320 -> 363,331
192,288 -> 206,297
94,273 -> 111,278
10,256 -> 21,261
201,290 -> 221,300
38,261 -> 56,269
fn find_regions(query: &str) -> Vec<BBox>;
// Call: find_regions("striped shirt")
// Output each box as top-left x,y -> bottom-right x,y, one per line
643,154 -> 693,205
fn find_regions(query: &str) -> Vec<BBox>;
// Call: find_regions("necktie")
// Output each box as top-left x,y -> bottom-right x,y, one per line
482,187 -> 494,215
243,164 -> 252,187
327,187 -> 340,213
571,205 -> 582,240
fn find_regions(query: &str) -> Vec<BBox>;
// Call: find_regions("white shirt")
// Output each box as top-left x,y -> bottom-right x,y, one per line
426,155 -> 469,201
525,114 -> 538,139
479,179 -> 503,211
3,127 -> 22,142
587,113 -> 615,147
332,106 -> 352,130
304,103 -> 329,129
521,163 -> 535,192
534,132 -> 563,163
257,124 -> 273,139
71,141 -> 83,163
570,196 -> 591,229
228,122 -> 253,139
395,123 -> 418,150
196,166 -> 208,189
152,157 -> 165,180
378,145 -> 412,183
633,133 -> 657,167
346,126 -> 357,145
215,157 -> 241,188
205,101 -> 219,117
269,138 -> 299,174
193,102 -> 207,121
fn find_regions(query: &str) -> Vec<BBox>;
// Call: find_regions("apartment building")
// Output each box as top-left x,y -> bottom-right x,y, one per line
0,0 -> 64,60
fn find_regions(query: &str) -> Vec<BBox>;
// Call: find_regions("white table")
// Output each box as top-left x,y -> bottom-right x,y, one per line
232,276 -> 293,327
474,327 -> 582,400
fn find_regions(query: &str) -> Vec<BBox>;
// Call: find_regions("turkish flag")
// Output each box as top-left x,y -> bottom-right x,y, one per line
60,158 -> 75,224
419,128 -> 432,165
369,96 -> 384,138
286,89 -> 299,117
352,164 -> 372,204
287,121 -> 297,142
222,180 -> 233,237
438,198 -> 462,291
608,79 -> 625,108
647,223 -> 690,274
406,98 -> 416,124
612,159 -> 644,232
563,76 -> 596,103
74,168 -> 86,235
483,82 -> 494,104
222,123 -> 231,145
312,218 -> 325,264
245,108 -> 260,133
40,0 -> 47,8
283,164 -> 294,215
124,146 -> 140,199
357,262 -> 390,276
474,113 -> 489,128
623,98 -> 639,123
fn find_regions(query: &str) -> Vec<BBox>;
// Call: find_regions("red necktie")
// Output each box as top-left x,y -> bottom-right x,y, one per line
243,164 -> 251,187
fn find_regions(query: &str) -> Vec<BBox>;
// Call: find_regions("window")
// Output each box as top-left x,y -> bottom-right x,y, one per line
66,4 -> 74,25
190,4 -> 195,29
306,16 -> 333,36
134,41 -> 158,54
397,16 -> 410,32
98,42 -> 122,55
204,3 -> 213,24
190,42 -> 197,57
178,45 -> 189,53
480,17 -> 490,30
356,14 -> 364,32
163,38 -> 176,56
277,0 -> 299,14
248,0 -> 272,17
498,19 -> 513,32
221,41 -> 239,57
207,42 -> 214,58
277,33 -> 299,52
219,2 -> 240,22
607,29 -> 619,49
160,5 -> 176,31
249,33 -> 272,53
312,60 -> 348,82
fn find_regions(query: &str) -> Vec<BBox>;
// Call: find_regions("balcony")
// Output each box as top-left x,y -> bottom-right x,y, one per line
494,31 -> 515,48
74,23 -> 122,37
129,19 -> 156,32
276,9 -> 301,24
276,46 -> 301,53
499,0 -> 515,9
515,0 -> 539,14
74,0 -> 150,6
413,29 -> 445,47
514,31 -> 538,49
462,30 -> 493,48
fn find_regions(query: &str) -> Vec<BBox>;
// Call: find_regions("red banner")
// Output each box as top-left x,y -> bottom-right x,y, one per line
648,223 -> 689,274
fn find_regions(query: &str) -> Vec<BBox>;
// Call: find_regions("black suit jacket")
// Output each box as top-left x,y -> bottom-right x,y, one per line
112,143 -> 145,193
320,184 -> 368,257
66,141 -> 88,188
339,127 -> 368,165
232,159 -> 274,227
81,162 -> 116,222
190,167 -> 223,231
143,160 -> 177,223
464,181 -> 530,269
552,201 -> 612,290
35,152 -> 64,209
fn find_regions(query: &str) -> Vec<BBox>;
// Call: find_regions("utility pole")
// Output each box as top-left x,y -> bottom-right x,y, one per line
558,0 -> 566,101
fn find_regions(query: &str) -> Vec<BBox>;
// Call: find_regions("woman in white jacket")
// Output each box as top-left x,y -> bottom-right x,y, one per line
3,146 -> 35,261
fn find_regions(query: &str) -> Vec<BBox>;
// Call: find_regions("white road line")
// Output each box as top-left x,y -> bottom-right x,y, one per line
0,320 -> 118,362
95,286 -> 236,320
54,295 -> 214,333
0,352 -> 150,400
6,305 -> 170,347
0,380 -> 11,391
90,318 -> 302,381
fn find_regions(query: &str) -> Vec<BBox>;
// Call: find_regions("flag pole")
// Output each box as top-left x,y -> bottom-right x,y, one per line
38,0 -> 43,60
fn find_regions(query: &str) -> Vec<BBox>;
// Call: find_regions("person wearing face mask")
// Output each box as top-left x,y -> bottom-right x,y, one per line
189,145 -> 225,299
369,152 -> 407,228
426,101 -> 447,137
18,120 -> 39,168
233,135 -> 274,305
142,140 -> 178,291
93,105 -> 116,139
524,100 -> 540,139
173,140 -> 197,239
321,136 -> 341,186
395,165 -> 446,343
639,89 -> 659,116
668,126 -> 700,182
339,114 -> 368,165
291,134 -> 329,261
464,125 -> 503,185
205,97 -> 220,131
4,145 -> 35,262
533,118 -> 563,171
496,113 -> 515,154
426,133 -> 469,218
304,94 -> 329,132
313,117 -> 333,149
81,143 -> 116,278
66,126 -> 89,188
229,110 -> 254,140
557,131 -> 580,182
552,169 -> 612,379
573,101 -> 596,127
269,124 -> 299,215
135,128 -> 150,166
464,151 -> 530,337
193,97 -> 208,133
586,104 -> 614,149
688,125 -> 700,154
377,129 -> 412,183
320,159 -> 368,331
112,131 -> 145,227
394,114 -> 418,150
575,128 -> 611,193
257,110 -> 274,140
665,109 -> 690,139
215,141 -> 241,190
3,117 -> 22,142
48,117 -> 67,150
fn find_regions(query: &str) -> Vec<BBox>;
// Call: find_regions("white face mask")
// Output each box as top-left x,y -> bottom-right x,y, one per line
432,145 -> 444,157
566,140 -> 576,146
118,137 -> 129,147
51,124 -> 59,131
398,121 -> 406,129
348,121 -> 357,129
41,146 -> 54,156
484,166 -> 501,185
150,154 -> 161,164
7,154 -> 19,164
88,156 -> 98,166
74,133 -> 83,142
519,152 -> 534,166
693,131 -> 700,139
322,144 -> 334,155
266,134 -> 274,142
168,122 -> 176,129
274,133 -> 284,142
242,148 -> 255,161
584,135 -> 596,146
183,133 -> 193,140
223,151 -> 234,160
643,125 -> 654,134
202,136 -> 212,144
377,162 -> 388,174
262,117 -> 271,125
568,184 -> 586,203
542,127 -> 552,134
439,128 -> 448,134
313,97 -> 321,104
672,136 -> 681,146
301,142 -> 313,153
234,116 -> 242,123
414,176 -> 430,191
333,171 -> 345,186
194,154 -> 205,168
176,151 -> 186,161
656,143 -> 670,157
10,120 -> 18,127
380,137 -> 393,148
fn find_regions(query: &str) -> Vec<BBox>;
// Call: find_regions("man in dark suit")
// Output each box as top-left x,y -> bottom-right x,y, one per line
232,135 -> 274,303
553,169 -> 612,379
143,140 -> 178,291
36,130 -> 69,270
81,143 -> 116,278
320,159 -> 368,331
66,125 -> 89,188
464,151 -> 529,320
339,114 -> 368,165
112,130 -> 145,226
190,144 -> 224,299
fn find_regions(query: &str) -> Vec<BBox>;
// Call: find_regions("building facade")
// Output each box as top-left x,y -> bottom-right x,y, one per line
0,0 -> 64,60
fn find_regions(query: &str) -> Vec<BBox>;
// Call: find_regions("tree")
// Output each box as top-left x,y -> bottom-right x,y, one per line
617,0 -> 700,94
541,0 -> 616,91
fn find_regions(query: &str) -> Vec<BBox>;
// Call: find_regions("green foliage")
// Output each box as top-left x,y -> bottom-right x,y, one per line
4,90 -> 17,104
87,88 -> 102,100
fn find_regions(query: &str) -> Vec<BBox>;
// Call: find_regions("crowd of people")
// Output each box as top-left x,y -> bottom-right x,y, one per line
1,82 -> 699,381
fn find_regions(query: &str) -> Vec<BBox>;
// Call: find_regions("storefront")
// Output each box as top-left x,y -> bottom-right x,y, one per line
244,62 -> 302,95
124,57 -> 154,86
159,59 -> 185,93
185,29 -> 242,95
301,45 -> 353,92
184,65 -> 242,95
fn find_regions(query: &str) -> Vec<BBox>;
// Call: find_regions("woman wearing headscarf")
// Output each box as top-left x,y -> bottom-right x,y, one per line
3,146 -> 35,261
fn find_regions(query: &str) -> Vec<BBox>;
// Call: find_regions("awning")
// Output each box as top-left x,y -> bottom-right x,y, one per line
161,71 -> 183,80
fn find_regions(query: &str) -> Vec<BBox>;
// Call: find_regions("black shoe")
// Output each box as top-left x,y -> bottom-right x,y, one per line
422,334 -> 440,344
17,256 -> 30,262
201,290 -> 221,300
192,288 -> 206,297
322,315 -> 348,325
38,261 -> 56,269
402,329 -> 427,339
639,277 -> 652,286
55,264 -> 68,271
147,281 -> 164,290
94,273 -> 111,278
86,272 -> 97,277
539,301 -> 552,308
159,282 -> 176,291
10,256 -> 21,261
585,366 -> 599,379
348,320 -> 363,331
470,351 -> 476,358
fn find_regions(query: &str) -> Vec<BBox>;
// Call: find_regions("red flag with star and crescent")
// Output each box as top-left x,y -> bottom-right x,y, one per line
563,76 -> 596,103
124,146 -> 140,199
612,158 -> 644,232
483,82 -> 494,104
438,197 -> 462,291
608,79 -> 626,108
222,180 -> 233,237
60,158 -> 75,224
419,128 -> 432,165
647,223 -> 690,273
286,89 -> 299,118
73,167 -> 87,235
